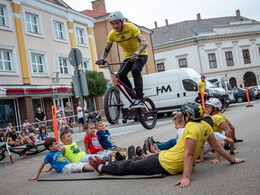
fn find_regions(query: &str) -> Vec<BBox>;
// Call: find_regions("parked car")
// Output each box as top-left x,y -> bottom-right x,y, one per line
232,88 -> 256,103
248,86 -> 260,100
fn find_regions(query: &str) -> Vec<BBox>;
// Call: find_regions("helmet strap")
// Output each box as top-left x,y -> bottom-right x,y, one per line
120,20 -> 124,31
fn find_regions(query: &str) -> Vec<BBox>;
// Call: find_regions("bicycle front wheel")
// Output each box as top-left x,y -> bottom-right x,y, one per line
104,86 -> 121,124
138,97 -> 157,129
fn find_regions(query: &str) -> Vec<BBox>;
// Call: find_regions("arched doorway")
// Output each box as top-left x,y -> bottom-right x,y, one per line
243,71 -> 257,87
229,77 -> 237,88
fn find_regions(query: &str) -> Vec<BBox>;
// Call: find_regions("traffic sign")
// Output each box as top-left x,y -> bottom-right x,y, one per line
69,48 -> 82,66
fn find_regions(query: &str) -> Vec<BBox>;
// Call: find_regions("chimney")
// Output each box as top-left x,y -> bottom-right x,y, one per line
197,13 -> 201,20
165,19 -> 168,26
154,21 -> 158,28
91,0 -> 106,12
236,9 -> 240,17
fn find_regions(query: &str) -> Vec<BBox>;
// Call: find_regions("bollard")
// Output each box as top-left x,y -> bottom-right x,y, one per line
201,91 -> 206,115
51,106 -> 60,149
245,87 -> 253,107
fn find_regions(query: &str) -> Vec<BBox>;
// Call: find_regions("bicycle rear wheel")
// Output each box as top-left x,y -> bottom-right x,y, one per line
104,86 -> 121,124
138,97 -> 157,129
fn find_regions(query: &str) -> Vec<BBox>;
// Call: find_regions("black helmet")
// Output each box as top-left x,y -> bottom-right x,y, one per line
201,75 -> 206,79
181,102 -> 204,121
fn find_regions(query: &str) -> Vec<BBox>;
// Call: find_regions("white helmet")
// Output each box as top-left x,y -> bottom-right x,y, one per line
109,11 -> 124,22
205,98 -> 222,110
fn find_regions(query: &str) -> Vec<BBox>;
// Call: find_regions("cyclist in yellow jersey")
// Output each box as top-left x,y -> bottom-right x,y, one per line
96,11 -> 148,108
197,75 -> 209,102
205,98 -> 243,149
88,102 -> 245,188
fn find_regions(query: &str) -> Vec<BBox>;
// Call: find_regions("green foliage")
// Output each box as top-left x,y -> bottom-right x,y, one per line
71,71 -> 108,100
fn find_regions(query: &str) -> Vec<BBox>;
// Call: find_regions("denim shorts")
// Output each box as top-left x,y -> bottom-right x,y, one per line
78,117 -> 84,124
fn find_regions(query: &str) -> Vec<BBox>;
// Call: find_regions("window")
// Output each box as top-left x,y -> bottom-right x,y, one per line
0,6 -> 5,26
208,53 -> 217,69
82,61 -> 89,72
0,50 -> 12,71
157,63 -> 165,72
225,51 -> 234,66
76,28 -> 85,44
25,13 -> 39,33
182,79 -> 197,91
59,58 -> 68,74
31,54 -> 43,73
179,58 -> 187,68
242,49 -> 251,64
55,22 -> 65,40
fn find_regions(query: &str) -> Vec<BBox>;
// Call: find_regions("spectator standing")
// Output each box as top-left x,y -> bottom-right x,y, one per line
35,107 -> 46,122
77,101 -> 86,133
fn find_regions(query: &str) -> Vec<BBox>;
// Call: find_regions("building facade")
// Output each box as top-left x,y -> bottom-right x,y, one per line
152,10 -> 260,88
0,0 -> 97,128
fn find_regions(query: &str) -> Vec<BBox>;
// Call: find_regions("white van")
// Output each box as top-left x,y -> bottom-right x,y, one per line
121,68 -> 203,115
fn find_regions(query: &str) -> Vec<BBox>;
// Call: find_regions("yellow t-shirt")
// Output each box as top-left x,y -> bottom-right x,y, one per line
158,121 -> 213,175
107,23 -> 147,59
212,114 -> 226,134
197,80 -> 206,93
64,142 -> 86,163
220,113 -> 227,121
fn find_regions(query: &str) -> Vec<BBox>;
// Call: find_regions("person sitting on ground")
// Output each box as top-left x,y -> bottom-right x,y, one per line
60,130 -> 107,164
0,128 -> 6,142
40,126 -> 48,140
96,121 -> 126,152
64,117 -> 73,134
88,102 -> 245,188
8,127 -> 25,146
24,127 -> 37,142
22,119 -> 31,131
205,98 -> 243,150
84,123 -> 114,158
28,137 -> 94,181
136,112 -> 185,157
20,131 -> 34,144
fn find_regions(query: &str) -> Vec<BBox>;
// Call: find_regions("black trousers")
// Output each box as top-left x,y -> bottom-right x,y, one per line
118,55 -> 148,100
101,153 -> 169,175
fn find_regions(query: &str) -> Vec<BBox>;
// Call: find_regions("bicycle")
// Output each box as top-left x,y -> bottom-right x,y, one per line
100,60 -> 157,130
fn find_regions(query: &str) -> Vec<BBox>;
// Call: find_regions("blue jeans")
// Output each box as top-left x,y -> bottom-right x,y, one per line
156,139 -> 176,150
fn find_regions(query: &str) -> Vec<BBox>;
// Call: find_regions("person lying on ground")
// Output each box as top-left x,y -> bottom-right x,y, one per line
28,137 -> 94,181
196,132 -> 239,164
0,128 -> 6,142
136,112 -> 185,157
96,121 -> 127,153
88,102 -> 245,188
24,127 -> 37,142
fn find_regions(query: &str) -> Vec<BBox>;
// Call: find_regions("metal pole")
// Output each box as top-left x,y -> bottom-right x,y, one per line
74,49 -> 86,123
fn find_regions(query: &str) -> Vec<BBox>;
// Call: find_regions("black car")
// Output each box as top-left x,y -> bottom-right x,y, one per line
232,88 -> 255,103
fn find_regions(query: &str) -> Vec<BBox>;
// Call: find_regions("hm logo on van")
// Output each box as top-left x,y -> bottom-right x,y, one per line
156,85 -> 172,94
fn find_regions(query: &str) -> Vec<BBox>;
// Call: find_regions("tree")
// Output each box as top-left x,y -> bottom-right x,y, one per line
71,70 -> 108,109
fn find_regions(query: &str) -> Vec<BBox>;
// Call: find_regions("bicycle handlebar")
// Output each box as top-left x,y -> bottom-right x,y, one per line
96,60 -> 128,76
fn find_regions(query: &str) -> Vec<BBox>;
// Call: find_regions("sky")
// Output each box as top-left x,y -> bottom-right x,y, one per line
63,0 -> 260,29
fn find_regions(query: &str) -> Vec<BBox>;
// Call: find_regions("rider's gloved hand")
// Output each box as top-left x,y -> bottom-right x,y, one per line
95,59 -> 105,65
130,54 -> 139,62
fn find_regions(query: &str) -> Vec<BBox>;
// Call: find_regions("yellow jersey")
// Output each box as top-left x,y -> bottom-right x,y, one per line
197,80 -> 206,93
64,142 -> 86,163
107,23 -> 147,59
158,121 -> 213,175
212,114 -> 226,134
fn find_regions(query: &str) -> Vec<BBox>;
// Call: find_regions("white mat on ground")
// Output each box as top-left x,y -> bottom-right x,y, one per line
37,172 -> 165,181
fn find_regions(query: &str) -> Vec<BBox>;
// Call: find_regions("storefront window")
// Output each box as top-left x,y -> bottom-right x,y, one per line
0,99 -> 16,128
32,99 -> 43,118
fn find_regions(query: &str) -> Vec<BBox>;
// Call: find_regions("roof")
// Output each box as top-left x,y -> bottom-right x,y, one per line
45,0 -> 71,8
81,9 -> 108,18
152,16 -> 258,46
